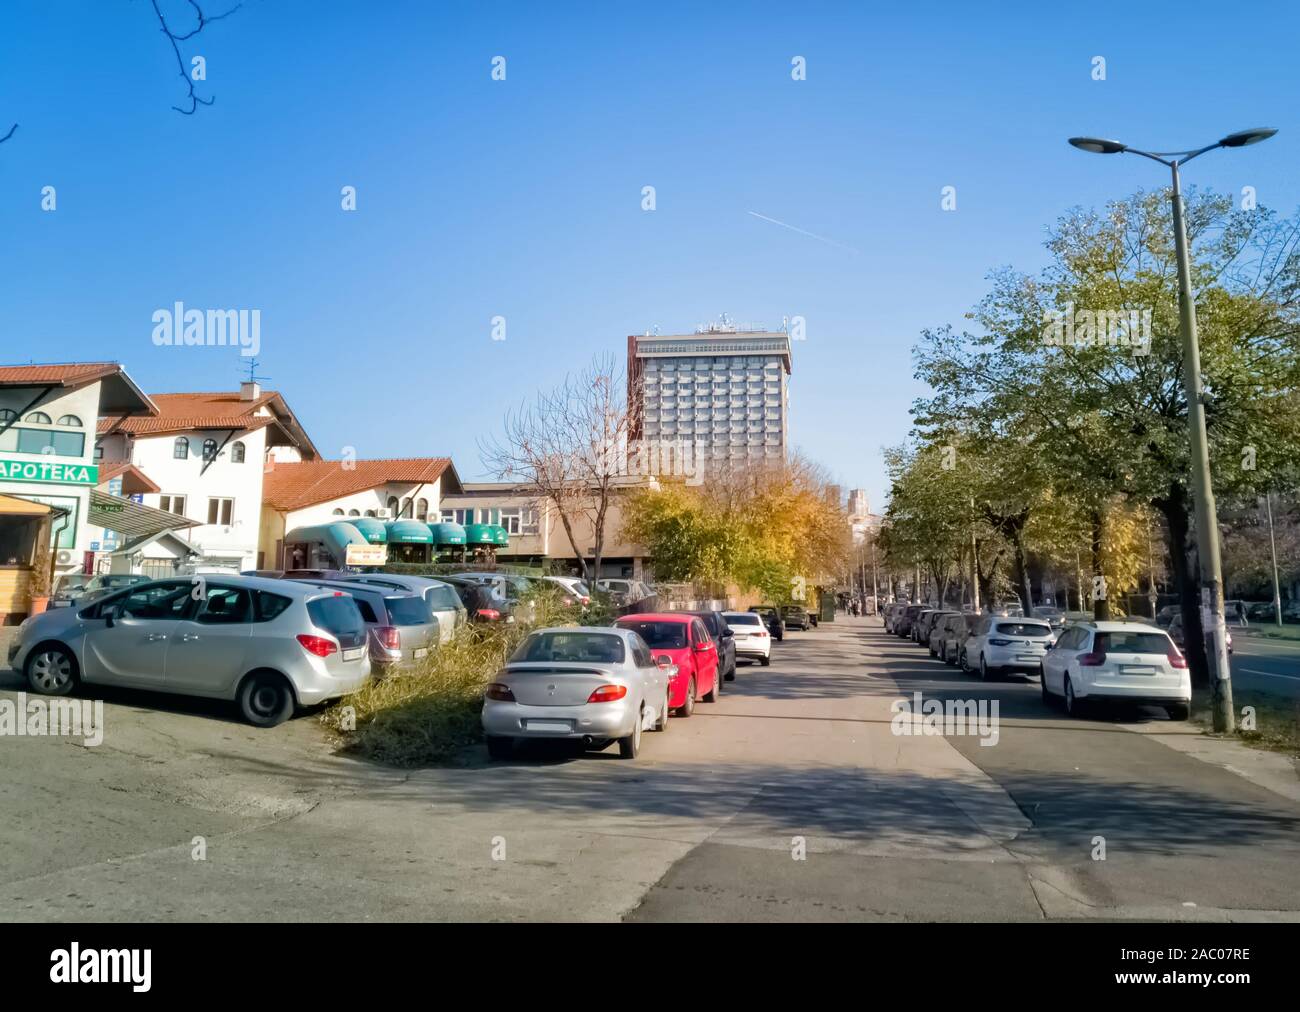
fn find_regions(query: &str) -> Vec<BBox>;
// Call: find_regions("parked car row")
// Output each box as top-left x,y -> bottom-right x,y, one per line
480,600 -> 813,760
882,601 -> 1193,720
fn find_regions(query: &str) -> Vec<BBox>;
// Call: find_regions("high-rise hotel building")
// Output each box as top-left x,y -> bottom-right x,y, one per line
627,325 -> 793,468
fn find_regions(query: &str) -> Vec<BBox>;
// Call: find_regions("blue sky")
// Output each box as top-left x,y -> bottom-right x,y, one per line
2,1 -> 1296,511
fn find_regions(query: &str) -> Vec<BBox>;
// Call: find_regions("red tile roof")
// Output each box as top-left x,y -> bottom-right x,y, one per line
95,460 -> 161,495
97,391 -> 281,435
262,458 -> 455,511
0,362 -> 125,386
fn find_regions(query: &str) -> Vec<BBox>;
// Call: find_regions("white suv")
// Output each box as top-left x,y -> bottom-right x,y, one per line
1040,621 -> 1190,720
962,615 -> 1055,680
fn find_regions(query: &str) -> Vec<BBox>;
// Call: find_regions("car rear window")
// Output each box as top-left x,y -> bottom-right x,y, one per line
1095,631 -> 1172,655
726,614 -> 761,626
385,596 -> 433,626
616,620 -> 687,649
996,622 -> 1053,637
427,586 -> 463,611
511,632 -> 626,663
306,595 -> 366,637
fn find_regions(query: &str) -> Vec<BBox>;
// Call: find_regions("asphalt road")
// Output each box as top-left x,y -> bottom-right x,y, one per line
1230,632 -> 1300,698
2,618 -> 1297,921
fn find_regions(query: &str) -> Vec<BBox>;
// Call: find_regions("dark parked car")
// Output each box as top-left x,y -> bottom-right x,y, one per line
441,574 -> 518,623
749,605 -> 785,641
780,605 -> 811,631
683,609 -> 737,681
1168,613 -> 1233,654
895,604 -> 924,638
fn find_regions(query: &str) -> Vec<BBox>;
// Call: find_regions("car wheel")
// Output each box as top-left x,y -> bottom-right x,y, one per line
25,644 -> 79,696
760,654 -> 770,667
979,654 -> 994,682
724,659 -> 736,682
486,735 -> 513,759
677,677 -> 696,718
618,710 -> 642,759
959,648 -> 968,672
654,690 -> 670,731
1063,676 -> 1081,717
704,669 -> 719,702
237,670 -> 296,727
1165,702 -> 1190,722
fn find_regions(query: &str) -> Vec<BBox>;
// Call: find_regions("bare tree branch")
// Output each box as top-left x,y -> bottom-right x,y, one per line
148,0 -> 242,114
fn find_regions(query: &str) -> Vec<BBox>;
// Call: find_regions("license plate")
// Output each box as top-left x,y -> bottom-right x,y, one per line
1018,654 -> 1041,662
1120,665 -> 1156,676
414,648 -> 429,659
526,720 -> 572,733
341,648 -> 364,661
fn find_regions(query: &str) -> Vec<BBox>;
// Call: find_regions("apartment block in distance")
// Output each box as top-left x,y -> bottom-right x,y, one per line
627,318 -> 792,470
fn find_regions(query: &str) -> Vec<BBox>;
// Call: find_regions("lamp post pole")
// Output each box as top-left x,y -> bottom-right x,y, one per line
1067,127 -> 1277,733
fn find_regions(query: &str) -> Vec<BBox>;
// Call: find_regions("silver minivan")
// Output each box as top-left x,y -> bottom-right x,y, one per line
290,580 -> 439,673
336,574 -> 466,643
8,576 -> 371,726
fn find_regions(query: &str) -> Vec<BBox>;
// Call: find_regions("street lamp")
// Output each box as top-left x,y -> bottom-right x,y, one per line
1068,127 -> 1278,733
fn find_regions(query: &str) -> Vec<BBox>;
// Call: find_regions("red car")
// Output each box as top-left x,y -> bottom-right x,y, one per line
614,612 -> 720,717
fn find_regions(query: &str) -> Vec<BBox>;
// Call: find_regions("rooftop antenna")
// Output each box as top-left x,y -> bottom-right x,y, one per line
241,357 -> 272,386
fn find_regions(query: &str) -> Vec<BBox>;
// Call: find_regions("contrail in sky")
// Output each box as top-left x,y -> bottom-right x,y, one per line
746,211 -> 860,254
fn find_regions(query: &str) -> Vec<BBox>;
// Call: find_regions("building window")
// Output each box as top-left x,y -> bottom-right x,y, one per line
159,494 -> 187,516
9,428 -> 84,456
231,441 -> 246,463
56,414 -> 82,427
348,509 -> 360,517
364,510 -> 376,518
400,498 -> 413,519
500,508 -> 522,535
386,496 -> 399,515
207,497 -> 234,525
24,411 -> 51,424
202,438 -> 218,462
440,509 -> 454,523
93,443 -> 104,460
0,409 -> 15,423
174,437 -> 189,459
416,498 -> 429,521
332,508 -> 345,516
521,508 -> 539,535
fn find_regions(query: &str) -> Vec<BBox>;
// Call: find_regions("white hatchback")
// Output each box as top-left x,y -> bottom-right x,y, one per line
722,611 -> 771,665
1040,621 -> 1190,720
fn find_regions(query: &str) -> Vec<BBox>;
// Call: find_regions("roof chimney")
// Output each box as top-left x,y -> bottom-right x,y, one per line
240,381 -> 260,401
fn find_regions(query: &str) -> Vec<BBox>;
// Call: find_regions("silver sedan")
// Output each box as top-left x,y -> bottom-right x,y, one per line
482,626 -> 673,760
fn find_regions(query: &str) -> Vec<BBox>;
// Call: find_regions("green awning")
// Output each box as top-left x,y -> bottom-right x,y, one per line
385,519 -> 433,544
284,522 -> 368,556
464,523 -> 496,545
351,517 -> 387,544
427,522 -> 466,545
488,524 -> 510,546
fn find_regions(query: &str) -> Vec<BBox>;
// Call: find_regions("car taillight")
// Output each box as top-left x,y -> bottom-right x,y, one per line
755,630 -> 768,638
376,626 -> 401,650
296,633 -> 338,658
1168,651 -> 1188,669
1077,651 -> 1107,666
477,608 -> 501,621
587,684 -> 628,703
988,637 -> 1013,646
486,682 -> 515,701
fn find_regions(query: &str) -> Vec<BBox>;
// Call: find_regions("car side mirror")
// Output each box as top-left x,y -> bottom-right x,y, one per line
722,629 -> 734,639
694,641 -> 710,653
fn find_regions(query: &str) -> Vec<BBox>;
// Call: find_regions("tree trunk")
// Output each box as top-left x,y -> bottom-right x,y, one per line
1155,486 -> 1209,689
1089,511 -> 1111,620
1010,530 -> 1034,613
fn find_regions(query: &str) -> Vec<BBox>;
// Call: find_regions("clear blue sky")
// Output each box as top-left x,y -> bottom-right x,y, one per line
2,1 -> 1296,512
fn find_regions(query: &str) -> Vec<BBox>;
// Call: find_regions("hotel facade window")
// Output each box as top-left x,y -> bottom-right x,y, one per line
231,440 -> 246,463
174,437 -> 189,459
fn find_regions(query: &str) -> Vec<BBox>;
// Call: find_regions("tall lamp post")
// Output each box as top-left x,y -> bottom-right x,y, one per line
1068,127 -> 1277,733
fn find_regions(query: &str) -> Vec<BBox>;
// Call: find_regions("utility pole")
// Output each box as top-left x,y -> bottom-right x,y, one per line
970,497 -> 980,612
1146,519 -> 1158,619
1067,127 -> 1277,733
1266,491 -> 1283,629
